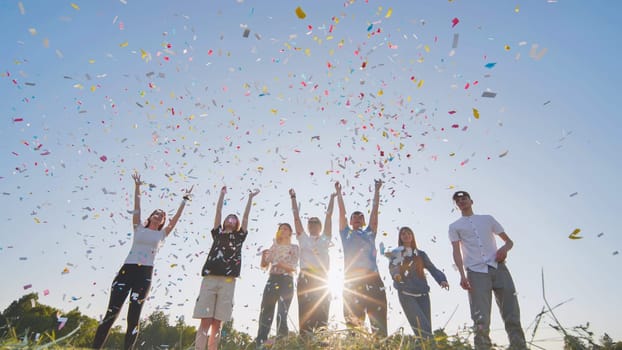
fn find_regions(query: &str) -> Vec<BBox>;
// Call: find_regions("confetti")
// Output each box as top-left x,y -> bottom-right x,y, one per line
451,17 -> 459,28
482,91 -> 497,98
568,228 -> 582,240
70,3 -> 80,10
295,6 -> 306,19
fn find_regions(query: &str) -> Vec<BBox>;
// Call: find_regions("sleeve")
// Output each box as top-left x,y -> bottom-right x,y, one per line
448,222 -> 460,242
366,226 -> 377,238
489,215 -> 505,235
211,226 -> 220,239
422,251 -> 448,285
134,223 -> 143,234
237,228 -> 249,243
339,226 -> 350,242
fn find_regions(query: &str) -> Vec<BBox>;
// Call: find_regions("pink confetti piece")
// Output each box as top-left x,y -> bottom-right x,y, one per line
99,155 -> 107,162
451,17 -> 460,28
23,284 -> 32,290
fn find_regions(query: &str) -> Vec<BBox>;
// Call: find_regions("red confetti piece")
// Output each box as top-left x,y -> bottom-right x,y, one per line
100,155 -> 108,162
451,17 -> 460,27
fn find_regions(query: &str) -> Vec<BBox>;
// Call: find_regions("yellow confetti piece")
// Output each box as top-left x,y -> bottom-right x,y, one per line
140,49 -> 150,62
472,108 -> 480,119
377,89 -> 384,96
385,8 -> 393,18
73,83 -> 84,89
362,135 -> 368,142
424,45 -> 430,53
417,79 -> 424,88
504,44 -> 511,51
88,59 -> 95,64
28,28 -> 37,35
34,218 -> 40,224
295,6 -> 306,19
514,5 -> 520,13
120,41 -> 129,47
568,228 -> 583,239
90,85 -> 96,92
304,48 -> 311,56
70,3 -> 80,10
424,197 -> 432,201
170,264 -> 178,268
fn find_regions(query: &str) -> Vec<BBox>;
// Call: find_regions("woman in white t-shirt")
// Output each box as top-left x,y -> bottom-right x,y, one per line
93,171 -> 192,350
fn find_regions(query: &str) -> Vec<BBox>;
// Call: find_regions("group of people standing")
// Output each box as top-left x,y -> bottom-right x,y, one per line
92,172 -> 528,350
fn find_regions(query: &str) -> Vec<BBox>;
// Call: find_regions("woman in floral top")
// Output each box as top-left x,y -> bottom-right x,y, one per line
255,223 -> 299,347
387,226 -> 449,348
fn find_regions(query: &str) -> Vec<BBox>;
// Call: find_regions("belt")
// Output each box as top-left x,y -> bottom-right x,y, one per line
401,290 -> 428,298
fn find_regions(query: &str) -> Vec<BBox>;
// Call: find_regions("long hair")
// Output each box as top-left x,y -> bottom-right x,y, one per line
222,214 -> 241,232
398,226 -> 425,280
145,209 -> 166,231
275,223 -> 293,244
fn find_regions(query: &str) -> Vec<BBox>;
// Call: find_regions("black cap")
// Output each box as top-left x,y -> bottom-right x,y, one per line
452,191 -> 471,200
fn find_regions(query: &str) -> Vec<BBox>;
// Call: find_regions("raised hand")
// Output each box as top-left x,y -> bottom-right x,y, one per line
249,189 -> 260,198
334,181 -> 342,193
374,178 -> 383,191
132,171 -> 142,185
289,188 -> 296,197
183,185 -> 194,200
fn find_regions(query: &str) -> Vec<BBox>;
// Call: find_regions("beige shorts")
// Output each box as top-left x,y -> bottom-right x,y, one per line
192,275 -> 237,321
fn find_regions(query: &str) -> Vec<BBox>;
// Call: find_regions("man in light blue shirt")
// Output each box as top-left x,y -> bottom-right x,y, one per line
335,179 -> 387,337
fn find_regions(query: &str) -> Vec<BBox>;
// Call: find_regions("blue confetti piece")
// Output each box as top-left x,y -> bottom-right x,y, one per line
484,62 -> 497,69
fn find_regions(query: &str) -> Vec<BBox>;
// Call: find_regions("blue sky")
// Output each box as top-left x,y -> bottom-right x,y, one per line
1,1 -> 620,348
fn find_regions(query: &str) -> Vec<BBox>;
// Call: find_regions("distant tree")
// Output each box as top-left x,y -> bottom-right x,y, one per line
135,311 -> 196,349
2,293 -> 58,343
0,292 -> 120,347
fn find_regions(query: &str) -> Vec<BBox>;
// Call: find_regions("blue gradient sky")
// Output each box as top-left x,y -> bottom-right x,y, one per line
1,1 -> 620,348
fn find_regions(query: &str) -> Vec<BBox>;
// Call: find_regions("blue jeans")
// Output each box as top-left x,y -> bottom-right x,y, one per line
297,270 -> 330,334
256,274 -> 294,344
343,272 -> 387,337
398,291 -> 433,348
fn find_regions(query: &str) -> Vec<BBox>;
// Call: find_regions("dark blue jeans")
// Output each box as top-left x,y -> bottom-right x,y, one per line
297,270 -> 330,334
256,274 -> 294,344
398,290 -> 433,347
343,272 -> 387,337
